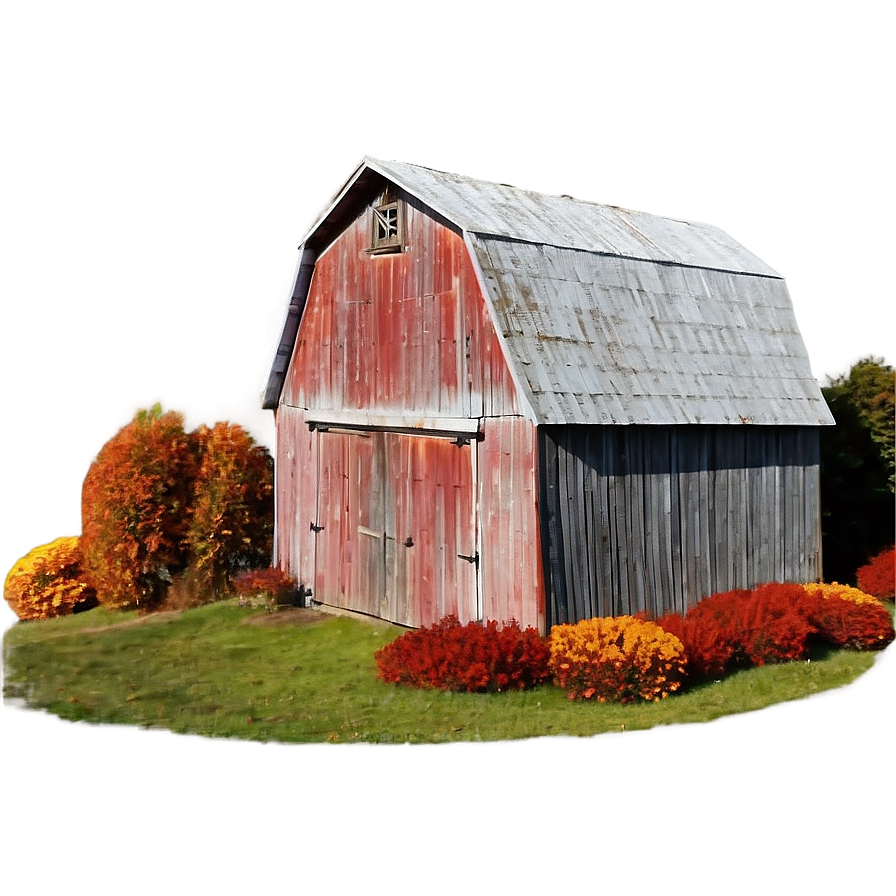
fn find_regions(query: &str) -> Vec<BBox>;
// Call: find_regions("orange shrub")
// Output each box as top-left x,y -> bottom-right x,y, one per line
548,616 -> 686,702
186,423 -> 274,594
4,537 -> 97,621
81,404 -> 197,609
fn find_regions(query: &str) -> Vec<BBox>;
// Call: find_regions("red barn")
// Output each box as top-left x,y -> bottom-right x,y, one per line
263,158 -> 833,634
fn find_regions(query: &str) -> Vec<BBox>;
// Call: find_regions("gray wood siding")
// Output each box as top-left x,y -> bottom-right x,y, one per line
539,425 -> 822,626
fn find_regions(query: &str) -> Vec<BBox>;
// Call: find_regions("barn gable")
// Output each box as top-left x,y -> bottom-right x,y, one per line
264,158 -> 831,633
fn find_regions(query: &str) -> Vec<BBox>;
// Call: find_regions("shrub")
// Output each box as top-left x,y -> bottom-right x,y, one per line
801,581 -> 884,605
856,547 -> 895,599
375,615 -> 551,693
736,583 -> 817,667
803,590 -> 894,651
232,567 -> 297,607
548,616 -> 686,702
185,423 -> 274,595
81,404 -> 198,609
4,537 -> 97,621
656,590 -> 749,680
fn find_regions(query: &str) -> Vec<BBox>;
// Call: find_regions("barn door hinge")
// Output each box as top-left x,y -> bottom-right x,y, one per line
310,522 -> 324,533
457,552 -> 479,565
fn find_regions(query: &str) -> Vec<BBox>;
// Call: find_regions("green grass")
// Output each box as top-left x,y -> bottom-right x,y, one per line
2,600 -> 885,744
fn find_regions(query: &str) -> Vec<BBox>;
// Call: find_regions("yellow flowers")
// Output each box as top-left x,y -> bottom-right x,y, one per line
801,582 -> 881,606
4,537 -> 97,621
548,616 -> 686,702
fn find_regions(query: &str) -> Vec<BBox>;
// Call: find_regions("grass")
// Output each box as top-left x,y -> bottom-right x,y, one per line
2,600 -> 887,744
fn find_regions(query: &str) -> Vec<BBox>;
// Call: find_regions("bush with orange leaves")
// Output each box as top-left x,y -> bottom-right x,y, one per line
856,547 -> 895,599
548,616 -> 686,702
4,537 -> 97,621
81,404 -> 198,609
185,423 -> 274,595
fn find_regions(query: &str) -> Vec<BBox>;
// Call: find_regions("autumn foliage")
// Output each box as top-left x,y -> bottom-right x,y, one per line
186,423 -> 274,593
855,546 -> 895,599
375,615 -> 551,692
656,582 -> 894,681
81,405 -> 197,609
231,567 -> 296,606
80,405 -> 273,610
4,537 -> 97,621
548,616 -> 686,702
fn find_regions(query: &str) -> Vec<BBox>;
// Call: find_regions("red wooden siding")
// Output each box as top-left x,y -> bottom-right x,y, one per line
273,405 -> 317,589
478,417 -> 545,632
308,428 -> 478,628
281,194 -> 522,420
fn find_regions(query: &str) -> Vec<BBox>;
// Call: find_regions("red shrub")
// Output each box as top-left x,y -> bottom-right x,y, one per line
856,547 -> 895,599
657,590 -> 750,679
804,591 -> 895,650
232,567 -> 296,606
375,615 -> 551,693
736,583 -> 816,666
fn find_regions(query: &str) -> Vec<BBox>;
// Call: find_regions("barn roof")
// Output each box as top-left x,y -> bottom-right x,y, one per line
264,158 -> 833,426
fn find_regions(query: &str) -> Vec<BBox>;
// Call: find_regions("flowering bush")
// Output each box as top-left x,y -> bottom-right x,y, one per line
186,422 -> 274,594
375,615 -> 551,693
231,567 -> 297,607
548,616 -> 686,702
81,404 -> 198,609
4,537 -> 97,621
855,547 -> 895,599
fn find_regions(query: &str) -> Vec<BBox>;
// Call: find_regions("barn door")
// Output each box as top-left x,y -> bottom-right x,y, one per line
383,433 -> 478,628
310,427 -> 479,628
311,429 -> 385,615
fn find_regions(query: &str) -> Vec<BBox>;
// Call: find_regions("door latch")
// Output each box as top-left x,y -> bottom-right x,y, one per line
457,552 -> 479,564
310,522 -> 324,533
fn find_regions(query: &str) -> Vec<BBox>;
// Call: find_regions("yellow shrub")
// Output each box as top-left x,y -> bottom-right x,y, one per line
4,537 -> 97,621
548,615 -> 686,702
801,582 -> 881,606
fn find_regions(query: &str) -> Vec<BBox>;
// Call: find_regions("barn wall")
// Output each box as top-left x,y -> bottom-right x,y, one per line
281,191 -> 522,419
274,405 -> 317,588
478,416 -> 545,632
539,424 -> 822,625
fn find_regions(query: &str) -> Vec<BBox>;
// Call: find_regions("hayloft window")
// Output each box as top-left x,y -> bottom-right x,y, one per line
370,201 -> 402,253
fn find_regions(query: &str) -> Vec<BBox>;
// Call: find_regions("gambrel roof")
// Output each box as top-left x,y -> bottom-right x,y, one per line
264,157 -> 833,426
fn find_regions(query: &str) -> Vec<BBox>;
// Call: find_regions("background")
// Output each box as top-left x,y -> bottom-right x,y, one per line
2,1 -> 893,892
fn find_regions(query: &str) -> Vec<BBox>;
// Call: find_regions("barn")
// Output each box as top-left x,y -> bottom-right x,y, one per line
262,158 -> 834,635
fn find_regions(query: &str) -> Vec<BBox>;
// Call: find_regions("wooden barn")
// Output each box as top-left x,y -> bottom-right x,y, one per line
262,158 -> 834,634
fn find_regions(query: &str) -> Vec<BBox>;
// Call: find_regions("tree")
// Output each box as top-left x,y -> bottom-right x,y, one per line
820,357 -> 895,585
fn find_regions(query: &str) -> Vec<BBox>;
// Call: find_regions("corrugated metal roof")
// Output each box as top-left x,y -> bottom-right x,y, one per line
469,236 -> 833,426
366,157 -> 781,278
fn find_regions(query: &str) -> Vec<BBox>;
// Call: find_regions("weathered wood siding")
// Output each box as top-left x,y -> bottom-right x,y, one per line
276,191 -> 533,628
478,416 -> 545,631
281,192 -> 522,419
539,424 -> 822,625
273,404 -> 317,589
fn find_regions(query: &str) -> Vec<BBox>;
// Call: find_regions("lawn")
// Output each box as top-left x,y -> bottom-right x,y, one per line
2,600 -> 885,744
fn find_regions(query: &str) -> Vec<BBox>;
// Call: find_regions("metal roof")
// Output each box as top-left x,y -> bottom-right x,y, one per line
469,236 -> 833,425
365,158 -> 781,278
265,158 -> 833,426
